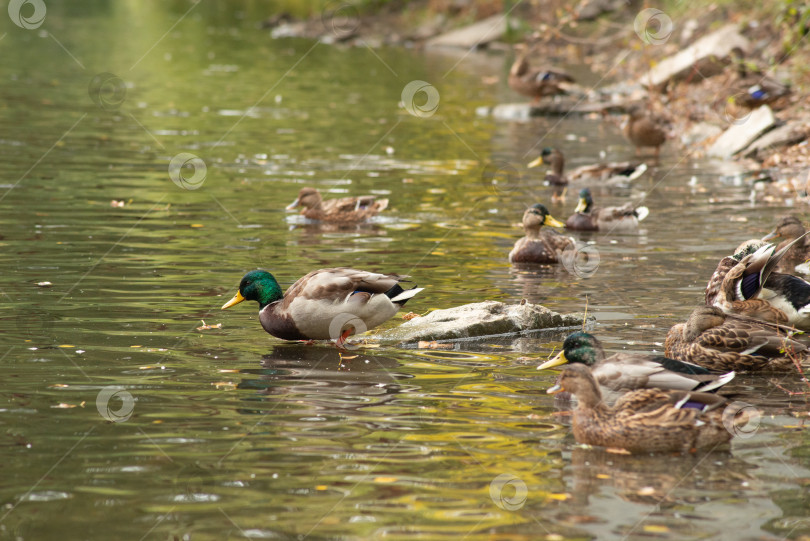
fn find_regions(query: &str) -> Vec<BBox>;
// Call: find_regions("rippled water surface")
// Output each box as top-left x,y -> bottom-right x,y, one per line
1,3 -> 809,540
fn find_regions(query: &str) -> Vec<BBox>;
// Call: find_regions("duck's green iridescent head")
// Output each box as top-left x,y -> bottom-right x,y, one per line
537,331 -> 603,370
575,188 -> 594,214
222,270 -> 284,310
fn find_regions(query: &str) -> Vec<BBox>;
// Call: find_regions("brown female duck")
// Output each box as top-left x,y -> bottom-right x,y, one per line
547,364 -> 738,454
665,306 -> 807,373
286,187 -> 388,223
508,203 -> 573,264
565,188 -> 649,232
508,45 -> 575,104
624,104 -> 668,159
762,216 -> 810,274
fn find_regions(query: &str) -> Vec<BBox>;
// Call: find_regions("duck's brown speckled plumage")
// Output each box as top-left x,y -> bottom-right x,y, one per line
508,46 -> 574,103
624,104 -> 667,158
509,204 -> 572,264
548,364 -> 736,453
762,216 -> 810,274
664,306 -> 807,372
287,187 -> 388,223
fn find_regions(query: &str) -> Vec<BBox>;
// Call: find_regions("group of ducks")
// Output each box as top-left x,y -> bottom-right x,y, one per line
217,44 -> 799,454
537,215 -> 810,453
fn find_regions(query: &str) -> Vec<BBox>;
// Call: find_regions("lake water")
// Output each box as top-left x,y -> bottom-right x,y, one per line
1,2 -> 809,540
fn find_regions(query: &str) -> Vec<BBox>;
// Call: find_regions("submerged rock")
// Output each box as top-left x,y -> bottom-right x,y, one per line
377,301 -> 591,343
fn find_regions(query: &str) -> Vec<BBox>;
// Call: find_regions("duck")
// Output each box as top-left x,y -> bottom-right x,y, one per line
508,203 -> 573,264
567,161 -> 648,188
547,364 -> 740,453
221,268 -> 422,347
727,47 -> 791,110
538,331 -> 734,405
704,235 -> 810,330
285,187 -> 388,223
761,216 -> 810,274
624,104 -> 668,159
528,147 -> 567,203
664,306 -> 807,373
508,45 -> 575,104
564,188 -> 649,232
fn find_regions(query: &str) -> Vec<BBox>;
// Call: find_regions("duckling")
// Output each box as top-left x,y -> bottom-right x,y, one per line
547,364 -> 740,454
508,203 -> 573,264
565,188 -> 649,232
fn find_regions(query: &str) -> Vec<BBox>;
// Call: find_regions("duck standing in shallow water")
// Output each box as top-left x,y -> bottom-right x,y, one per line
565,188 -> 649,232
222,268 -> 422,347
624,104 -> 668,160
286,187 -> 388,223
508,45 -> 575,104
547,364 -> 742,454
508,203 -> 573,264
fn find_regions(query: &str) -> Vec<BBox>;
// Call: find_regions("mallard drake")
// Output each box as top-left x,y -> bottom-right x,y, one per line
286,187 -> 388,223
705,236 -> 810,330
564,188 -> 649,232
528,147 -> 567,203
547,364 -> 738,453
508,45 -> 575,104
665,306 -> 807,372
624,104 -> 667,159
762,216 -> 810,274
221,268 -> 422,347
508,203 -> 573,264
538,331 -> 734,405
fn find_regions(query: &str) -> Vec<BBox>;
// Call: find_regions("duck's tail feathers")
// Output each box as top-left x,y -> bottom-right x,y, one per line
627,163 -> 648,180
634,206 -> 649,222
694,371 -> 735,393
388,285 -> 424,306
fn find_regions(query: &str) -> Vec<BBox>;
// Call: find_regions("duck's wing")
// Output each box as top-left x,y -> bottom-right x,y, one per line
283,268 -> 411,309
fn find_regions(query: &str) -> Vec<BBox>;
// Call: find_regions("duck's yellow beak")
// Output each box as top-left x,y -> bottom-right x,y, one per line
527,156 -> 544,168
222,291 -> 245,310
543,214 -> 565,228
537,351 -> 569,370
285,198 -> 300,210
574,197 -> 588,214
